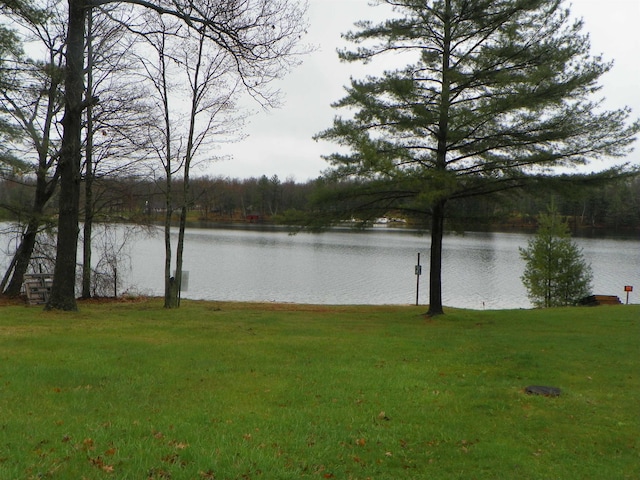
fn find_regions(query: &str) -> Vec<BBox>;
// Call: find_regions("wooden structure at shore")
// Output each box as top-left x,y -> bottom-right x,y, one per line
23,273 -> 53,305
579,295 -> 622,306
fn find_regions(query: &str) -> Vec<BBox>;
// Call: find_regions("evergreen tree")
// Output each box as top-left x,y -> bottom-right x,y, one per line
0,24 -> 22,169
315,0 -> 639,315
520,208 -> 592,308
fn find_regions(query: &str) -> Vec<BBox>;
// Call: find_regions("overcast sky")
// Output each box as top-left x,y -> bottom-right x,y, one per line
208,0 -> 640,182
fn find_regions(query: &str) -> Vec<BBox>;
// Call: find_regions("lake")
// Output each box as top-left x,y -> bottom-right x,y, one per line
1,224 -> 638,309
128,226 -> 638,309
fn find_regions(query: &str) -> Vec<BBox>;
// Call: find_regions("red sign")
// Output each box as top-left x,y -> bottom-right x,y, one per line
624,286 -> 633,292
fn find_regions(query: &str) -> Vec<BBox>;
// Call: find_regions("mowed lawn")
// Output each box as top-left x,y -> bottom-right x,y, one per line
0,299 -> 637,479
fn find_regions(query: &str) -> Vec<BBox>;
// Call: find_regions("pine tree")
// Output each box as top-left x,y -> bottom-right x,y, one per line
315,0 -> 639,315
0,24 -> 22,168
520,208 -> 592,308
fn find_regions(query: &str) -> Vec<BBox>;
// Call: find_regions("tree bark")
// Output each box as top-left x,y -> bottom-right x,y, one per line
45,0 -> 86,311
2,166 -> 57,297
163,157 -> 175,307
81,164 -> 93,298
3,222 -> 41,297
158,41 -> 176,309
427,199 -> 446,316
426,0 -> 452,317
81,6 -> 94,299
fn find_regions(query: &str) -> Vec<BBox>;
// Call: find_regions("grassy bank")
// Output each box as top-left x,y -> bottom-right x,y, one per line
0,300 -> 638,479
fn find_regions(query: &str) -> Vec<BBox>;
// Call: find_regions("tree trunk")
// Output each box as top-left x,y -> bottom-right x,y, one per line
2,221 -> 38,297
2,168 -> 57,297
0,249 -> 19,295
161,109 -> 175,308
164,186 -> 176,308
426,0 -> 451,317
81,6 -> 94,299
81,177 -> 93,298
46,0 -> 86,311
427,199 -> 446,316
172,205 -> 187,308
172,156 -> 191,308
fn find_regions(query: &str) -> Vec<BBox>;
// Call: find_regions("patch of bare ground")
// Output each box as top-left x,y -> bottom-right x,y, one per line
76,295 -> 153,305
212,301 -> 413,314
0,295 -> 26,306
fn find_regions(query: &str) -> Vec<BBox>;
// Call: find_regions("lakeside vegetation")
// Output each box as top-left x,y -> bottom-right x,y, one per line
0,299 -> 637,479
2,174 -> 640,234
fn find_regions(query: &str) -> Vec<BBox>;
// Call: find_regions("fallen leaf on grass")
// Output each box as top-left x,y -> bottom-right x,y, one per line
162,453 -> 178,464
89,456 -> 114,473
168,440 -> 188,450
147,467 -> 172,479
458,439 -> 479,453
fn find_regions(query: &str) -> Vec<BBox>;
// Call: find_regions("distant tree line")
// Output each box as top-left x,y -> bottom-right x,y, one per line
2,172 -> 639,232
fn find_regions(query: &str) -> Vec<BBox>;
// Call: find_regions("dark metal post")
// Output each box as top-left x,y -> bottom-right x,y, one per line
415,252 -> 421,306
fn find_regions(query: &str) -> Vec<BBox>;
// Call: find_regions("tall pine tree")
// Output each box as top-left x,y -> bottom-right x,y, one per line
315,0 -> 639,315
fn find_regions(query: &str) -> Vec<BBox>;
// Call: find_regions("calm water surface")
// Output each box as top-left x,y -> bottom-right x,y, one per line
127,227 -> 639,309
1,224 -> 638,309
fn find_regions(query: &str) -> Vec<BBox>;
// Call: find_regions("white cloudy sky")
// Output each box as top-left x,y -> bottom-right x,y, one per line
208,0 -> 640,182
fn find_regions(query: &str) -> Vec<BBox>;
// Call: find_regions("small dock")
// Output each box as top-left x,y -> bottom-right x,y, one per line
579,295 -> 622,306
23,273 -> 54,305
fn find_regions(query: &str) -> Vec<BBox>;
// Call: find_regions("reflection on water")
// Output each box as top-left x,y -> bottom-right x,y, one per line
1,223 -> 638,309
126,227 -> 639,309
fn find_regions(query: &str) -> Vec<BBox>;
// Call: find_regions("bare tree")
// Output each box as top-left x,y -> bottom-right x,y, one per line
137,12 -> 247,307
81,4 -> 157,298
39,0 -> 308,310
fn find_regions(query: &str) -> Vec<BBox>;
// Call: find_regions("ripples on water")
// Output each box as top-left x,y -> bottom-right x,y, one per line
1,223 -> 638,309
127,227 -> 639,310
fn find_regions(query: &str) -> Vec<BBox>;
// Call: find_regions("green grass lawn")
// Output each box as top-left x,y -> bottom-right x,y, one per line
0,300 -> 637,479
